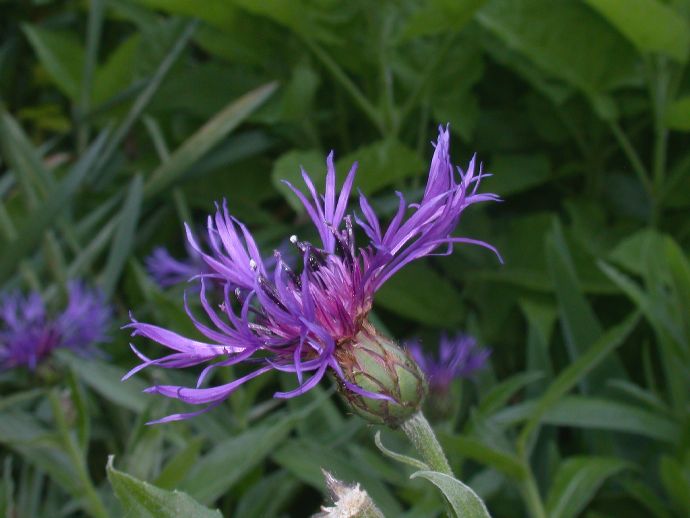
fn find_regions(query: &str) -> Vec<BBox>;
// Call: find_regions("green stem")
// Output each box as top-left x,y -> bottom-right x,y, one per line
400,411 -> 453,476
301,36 -> 386,135
516,430 -> 547,518
608,120 -> 653,197
49,391 -> 110,518
647,57 -> 670,194
520,467 -> 548,518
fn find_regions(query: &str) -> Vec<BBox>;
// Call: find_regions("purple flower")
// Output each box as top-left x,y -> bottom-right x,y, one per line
147,238 -> 294,288
408,334 -> 490,393
125,125 -> 501,423
0,281 -> 110,371
146,246 -> 209,288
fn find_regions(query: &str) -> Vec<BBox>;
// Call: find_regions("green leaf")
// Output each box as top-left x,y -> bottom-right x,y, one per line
336,139 -> 425,195
154,438 -> 204,490
520,299 -> 557,393
666,96 -> 690,131
0,108 -> 59,197
484,154 -> 550,196
608,228 -> 664,276
410,470 -> 492,518
0,115 -> 108,283
375,262 -> 465,327
0,411 -> 81,498
439,434 -> 525,480
665,235 -> 690,326
107,457 -> 222,518
96,20 -> 198,173
621,479 -> 674,518
272,149 -> 327,213
101,174 -> 143,297
272,439 -> 403,516
546,220 -> 625,391
660,456 -> 690,514
585,0 -> 690,62
542,395 -> 679,443
232,0 -> 339,44
59,353 -> 148,413
403,0 -> 487,38
93,34 -> 141,105
374,431 -> 429,470
133,0 -> 237,29
545,456 -> 630,518
0,458 -> 14,518
144,81 -> 278,197
477,0 -> 639,111
234,471 -> 300,518
22,25 -> 84,100
599,261 -> 686,352
517,311 -> 639,449
180,413 -> 295,504
477,371 -> 544,416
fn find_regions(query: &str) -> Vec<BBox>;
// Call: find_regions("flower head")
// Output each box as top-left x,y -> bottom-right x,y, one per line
0,281 -> 110,371
408,333 -> 490,394
125,125 -> 500,423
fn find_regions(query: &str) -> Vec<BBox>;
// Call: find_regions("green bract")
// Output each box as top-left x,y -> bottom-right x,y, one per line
335,324 -> 427,427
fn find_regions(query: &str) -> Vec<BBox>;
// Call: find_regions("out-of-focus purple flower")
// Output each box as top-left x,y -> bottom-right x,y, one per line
146,242 -> 209,288
408,334 -> 490,393
147,239 -> 294,289
125,125 -> 501,423
0,281 -> 110,371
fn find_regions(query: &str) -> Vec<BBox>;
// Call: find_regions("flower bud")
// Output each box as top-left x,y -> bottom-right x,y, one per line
334,324 -> 427,427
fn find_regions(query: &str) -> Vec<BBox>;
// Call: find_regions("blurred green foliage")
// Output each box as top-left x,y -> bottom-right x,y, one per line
1,0 -> 690,516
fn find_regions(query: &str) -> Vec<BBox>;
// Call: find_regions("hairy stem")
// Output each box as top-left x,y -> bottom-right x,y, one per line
400,411 -> 453,476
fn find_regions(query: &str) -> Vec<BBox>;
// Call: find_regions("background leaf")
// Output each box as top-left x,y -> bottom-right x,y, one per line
545,456 -> 630,518
107,457 -> 222,518
410,470 -> 491,518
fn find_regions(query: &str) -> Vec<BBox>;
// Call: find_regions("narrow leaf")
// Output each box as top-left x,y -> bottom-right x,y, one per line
0,118 -> 106,282
107,457 -> 222,518
180,413 -> 295,504
666,96 -> 690,131
374,431 -> 429,470
22,25 -> 84,99
542,395 -> 679,443
518,311 -> 639,449
59,353 -> 148,413
545,456 -> 630,518
439,434 -> 525,480
101,174 -> 143,297
144,81 -> 278,197
546,221 -> 625,391
410,470 -> 492,518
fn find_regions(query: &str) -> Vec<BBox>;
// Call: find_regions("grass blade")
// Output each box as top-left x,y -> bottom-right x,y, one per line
143,81 -> 278,197
101,174 -> 143,297
95,19 -> 198,175
517,311 -> 639,453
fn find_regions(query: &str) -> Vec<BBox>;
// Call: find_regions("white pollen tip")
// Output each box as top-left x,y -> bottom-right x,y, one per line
249,259 -> 257,270
290,235 -> 298,244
